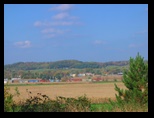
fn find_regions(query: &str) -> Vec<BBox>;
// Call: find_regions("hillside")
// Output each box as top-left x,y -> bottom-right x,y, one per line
4,60 -> 130,71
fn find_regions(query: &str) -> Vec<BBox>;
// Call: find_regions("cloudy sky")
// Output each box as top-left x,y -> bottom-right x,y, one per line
4,4 -> 148,65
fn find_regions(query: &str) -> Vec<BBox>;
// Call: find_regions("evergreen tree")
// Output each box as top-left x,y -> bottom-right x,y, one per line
114,53 -> 148,105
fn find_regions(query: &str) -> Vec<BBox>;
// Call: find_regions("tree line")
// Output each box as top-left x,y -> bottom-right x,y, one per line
4,60 -> 131,71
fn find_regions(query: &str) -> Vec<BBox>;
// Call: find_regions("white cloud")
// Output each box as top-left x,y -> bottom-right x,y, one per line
94,40 -> 106,45
129,44 -> 142,48
41,28 -> 55,33
52,12 -> 79,20
41,28 -> 70,39
41,28 -> 69,34
34,21 -> 42,27
54,21 -> 83,26
129,44 -> 137,48
34,4 -> 83,39
51,4 -> 73,11
52,21 -> 74,26
52,12 -> 69,20
34,21 -> 82,27
43,34 -> 56,39
132,30 -> 148,38
135,30 -> 148,35
68,16 -> 79,20
14,40 -> 31,48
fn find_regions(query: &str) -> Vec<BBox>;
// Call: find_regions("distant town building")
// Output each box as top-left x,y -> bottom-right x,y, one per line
28,79 -> 39,83
11,78 -> 21,81
78,73 -> 86,77
70,74 -> 76,77
117,72 -> 123,75
86,73 -> 94,76
4,78 -> 8,84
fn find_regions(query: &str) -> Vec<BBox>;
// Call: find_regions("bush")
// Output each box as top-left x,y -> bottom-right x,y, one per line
4,85 -> 21,112
56,95 -> 91,112
4,85 -> 14,112
13,90 -> 91,112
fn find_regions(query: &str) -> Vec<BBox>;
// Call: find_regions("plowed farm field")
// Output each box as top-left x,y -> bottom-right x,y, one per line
9,82 -> 126,103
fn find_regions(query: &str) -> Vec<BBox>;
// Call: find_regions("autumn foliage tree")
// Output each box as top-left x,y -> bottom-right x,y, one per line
114,53 -> 148,105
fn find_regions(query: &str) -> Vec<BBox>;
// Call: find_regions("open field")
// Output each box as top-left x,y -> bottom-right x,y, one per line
9,82 -> 126,103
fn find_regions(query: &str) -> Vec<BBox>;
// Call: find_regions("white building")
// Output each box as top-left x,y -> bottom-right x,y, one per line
4,78 -> 8,84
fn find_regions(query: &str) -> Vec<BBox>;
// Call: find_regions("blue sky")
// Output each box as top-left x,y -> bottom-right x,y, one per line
4,4 -> 148,65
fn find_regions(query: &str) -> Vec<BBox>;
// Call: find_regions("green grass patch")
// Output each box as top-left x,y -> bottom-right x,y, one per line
90,103 -> 104,111
90,103 -> 114,112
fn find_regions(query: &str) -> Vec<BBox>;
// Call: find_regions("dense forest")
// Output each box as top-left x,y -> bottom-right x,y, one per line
4,60 -> 130,71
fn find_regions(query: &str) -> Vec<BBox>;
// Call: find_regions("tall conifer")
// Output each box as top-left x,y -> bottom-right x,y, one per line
114,53 -> 148,104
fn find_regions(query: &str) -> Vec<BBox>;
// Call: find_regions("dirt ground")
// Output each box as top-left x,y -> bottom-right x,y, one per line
9,82 -> 126,103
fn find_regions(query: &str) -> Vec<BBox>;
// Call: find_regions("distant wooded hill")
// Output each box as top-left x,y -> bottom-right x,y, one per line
4,60 -> 132,71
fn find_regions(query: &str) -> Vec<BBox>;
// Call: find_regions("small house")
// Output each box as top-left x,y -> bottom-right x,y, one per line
28,79 -> 39,83
4,79 -> 8,84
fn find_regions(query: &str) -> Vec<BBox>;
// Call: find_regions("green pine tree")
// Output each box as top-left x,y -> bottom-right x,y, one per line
114,53 -> 148,105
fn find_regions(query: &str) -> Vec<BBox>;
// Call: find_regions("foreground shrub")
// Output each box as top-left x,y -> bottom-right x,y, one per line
107,100 -> 148,112
17,90 -> 63,112
13,90 -> 91,112
4,85 -> 21,112
5,86 -> 147,112
56,95 -> 91,112
4,85 -> 14,112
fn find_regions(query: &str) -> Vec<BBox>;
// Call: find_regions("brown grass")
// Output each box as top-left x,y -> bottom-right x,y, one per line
9,82 -> 126,103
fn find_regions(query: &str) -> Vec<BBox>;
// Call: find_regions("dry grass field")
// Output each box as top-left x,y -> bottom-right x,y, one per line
9,82 -> 126,103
